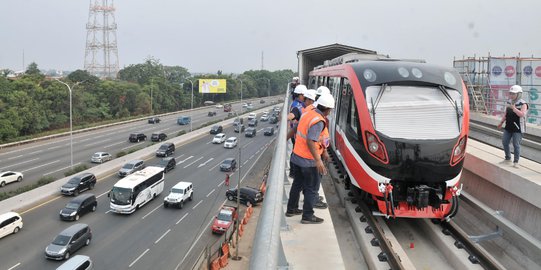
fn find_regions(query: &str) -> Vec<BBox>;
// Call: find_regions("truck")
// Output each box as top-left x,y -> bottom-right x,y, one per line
211,205 -> 238,234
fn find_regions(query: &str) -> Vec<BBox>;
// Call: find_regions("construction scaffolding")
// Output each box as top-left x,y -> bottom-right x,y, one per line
84,0 -> 119,79
454,54 -> 541,125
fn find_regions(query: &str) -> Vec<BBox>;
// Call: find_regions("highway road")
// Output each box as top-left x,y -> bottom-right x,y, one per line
0,97 -> 279,194
0,114 -> 278,270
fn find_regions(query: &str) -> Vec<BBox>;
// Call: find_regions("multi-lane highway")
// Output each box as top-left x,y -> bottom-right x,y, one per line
0,98 -> 278,194
0,104 -> 279,270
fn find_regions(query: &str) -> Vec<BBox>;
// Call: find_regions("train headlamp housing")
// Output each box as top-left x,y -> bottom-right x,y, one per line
450,135 -> 467,166
365,131 -> 389,164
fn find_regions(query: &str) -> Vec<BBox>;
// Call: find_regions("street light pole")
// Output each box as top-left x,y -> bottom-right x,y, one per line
55,78 -> 83,168
239,79 -> 243,114
185,79 -> 194,132
233,109 -> 242,261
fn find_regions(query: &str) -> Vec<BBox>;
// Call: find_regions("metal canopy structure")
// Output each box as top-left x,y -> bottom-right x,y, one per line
297,43 -> 378,84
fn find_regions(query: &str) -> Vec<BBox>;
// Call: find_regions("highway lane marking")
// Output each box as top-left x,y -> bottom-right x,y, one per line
9,157 -> 39,167
43,162 -> 82,176
22,160 -> 60,172
97,190 -> 109,198
208,160 -> 224,171
28,149 -> 43,155
177,156 -> 193,164
217,180 -> 225,187
105,141 -> 126,149
154,229 -> 171,244
142,204 -> 163,219
198,158 -> 214,168
176,213 -> 189,225
250,154 -> 255,160
21,195 -> 62,214
7,155 -> 23,160
7,263 -> 20,270
192,200 -> 203,210
242,140 -> 254,149
129,248 -> 149,268
84,139 -> 111,147
175,217 -> 215,270
239,136 -> 276,184
243,160 -> 249,165
183,156 -> 203,168
174,154 -> 185,159
206,189 -> 215,197
206,141 -> 211,144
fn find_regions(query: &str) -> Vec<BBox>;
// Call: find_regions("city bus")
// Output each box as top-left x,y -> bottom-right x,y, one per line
109,166 -> 165,214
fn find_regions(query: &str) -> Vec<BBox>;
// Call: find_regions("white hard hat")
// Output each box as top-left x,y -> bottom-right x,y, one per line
292,76 -> 300,81
304,89 -> 317,101
316,86 -> 330,97
294,85 -> 307,95
509,85 -> 523,93
316,93 -> 335,109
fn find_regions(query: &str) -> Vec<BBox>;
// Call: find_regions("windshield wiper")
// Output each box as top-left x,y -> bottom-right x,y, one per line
370,84 -> 387,129
438,85 -> 462,131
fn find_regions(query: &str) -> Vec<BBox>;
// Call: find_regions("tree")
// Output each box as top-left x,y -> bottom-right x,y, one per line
67,70 -> 100,85
25,62 -> 41,75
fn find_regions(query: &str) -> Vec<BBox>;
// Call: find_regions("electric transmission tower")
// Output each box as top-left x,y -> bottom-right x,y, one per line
84,0 -> 119,78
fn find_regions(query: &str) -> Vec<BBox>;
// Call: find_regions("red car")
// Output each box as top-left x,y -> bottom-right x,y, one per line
211,205 -> 238,234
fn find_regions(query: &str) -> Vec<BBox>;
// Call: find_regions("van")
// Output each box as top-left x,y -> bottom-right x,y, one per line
156,143 -> 175,157
61,173 -> 97,196
59,194 -> 97,221
56,255 -> 93,270
164,181 -> 194,208
177,116 -> 191,125
45,223 -> 92,260
0,212 -> 23,239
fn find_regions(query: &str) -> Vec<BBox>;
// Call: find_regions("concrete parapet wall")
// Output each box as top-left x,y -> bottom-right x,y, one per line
462,139 -> 541,240
470,112 -> 541,138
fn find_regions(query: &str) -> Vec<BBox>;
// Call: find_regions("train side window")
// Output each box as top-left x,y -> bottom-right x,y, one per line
338,78 -> 349,129
348,89 -> 359,135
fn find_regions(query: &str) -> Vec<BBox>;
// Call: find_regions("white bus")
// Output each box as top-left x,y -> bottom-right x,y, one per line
109,166 -> 165,214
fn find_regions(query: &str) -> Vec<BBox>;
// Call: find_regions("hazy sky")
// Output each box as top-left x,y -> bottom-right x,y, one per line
1,0 -> 540,74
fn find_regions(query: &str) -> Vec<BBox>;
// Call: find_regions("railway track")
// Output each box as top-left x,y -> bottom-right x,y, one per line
326,146 -> 541,270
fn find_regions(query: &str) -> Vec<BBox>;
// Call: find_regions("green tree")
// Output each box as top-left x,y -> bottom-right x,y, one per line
25,62 -> 41,75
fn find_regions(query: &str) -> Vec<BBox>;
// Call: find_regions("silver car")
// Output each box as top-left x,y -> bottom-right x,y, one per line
90,152 -> 112,163
118,160 -> 145,177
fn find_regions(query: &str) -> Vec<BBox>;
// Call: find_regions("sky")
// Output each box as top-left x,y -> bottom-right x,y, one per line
1,0 -> 541,74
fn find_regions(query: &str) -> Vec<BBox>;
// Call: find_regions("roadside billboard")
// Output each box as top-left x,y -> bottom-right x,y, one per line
199,79 -> 227,93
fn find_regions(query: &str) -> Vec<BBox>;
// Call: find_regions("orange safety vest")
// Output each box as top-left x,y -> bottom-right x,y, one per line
293,109 -> 329,160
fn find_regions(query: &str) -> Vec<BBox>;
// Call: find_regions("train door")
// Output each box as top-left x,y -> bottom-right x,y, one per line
327,76 -> 342,151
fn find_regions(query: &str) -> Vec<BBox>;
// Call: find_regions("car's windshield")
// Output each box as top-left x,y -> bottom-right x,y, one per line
159,145 -> 168,150
65,202 -> 80,210
217,212 -> 232,221
110,187 -> 132,205
158,159 -> 169,166
52,235 -> 71,246
226,139 -> 234,143
171,188 -> 184,194
122,163 -> 134,169
68,177 -> 81,184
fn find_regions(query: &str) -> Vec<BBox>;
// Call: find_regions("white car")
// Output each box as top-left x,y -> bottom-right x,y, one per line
164,181 -> 194,208
0,212 -> 23,239
0,171 -> 23,187
215,104 -> 224,109
212,133 -> 226,144
91,152 -> 112,163
248,113 -> 257,120
224,137 -> 238,149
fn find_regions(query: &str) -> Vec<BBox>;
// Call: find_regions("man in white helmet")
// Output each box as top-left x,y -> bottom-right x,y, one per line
497,85 -> 529,167
286,93 -> 334,224
289,77 -> 300,100
314,86 -> 331,107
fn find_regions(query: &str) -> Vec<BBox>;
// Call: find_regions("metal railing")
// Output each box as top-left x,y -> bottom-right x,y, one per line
249,92 -> 290,269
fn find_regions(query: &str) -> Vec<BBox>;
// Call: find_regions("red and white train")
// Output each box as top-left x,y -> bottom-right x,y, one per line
309,54 -> 469,219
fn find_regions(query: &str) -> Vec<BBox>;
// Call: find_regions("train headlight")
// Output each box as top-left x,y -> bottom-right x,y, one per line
364,131 -> 389,164
450,135 -> 467,166
369,142 -> 379,153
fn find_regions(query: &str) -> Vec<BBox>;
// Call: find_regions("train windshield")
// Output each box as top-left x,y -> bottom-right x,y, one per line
365,85 -> 463,140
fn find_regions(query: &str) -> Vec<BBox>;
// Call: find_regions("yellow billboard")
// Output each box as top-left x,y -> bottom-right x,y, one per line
199,79 -> 227,93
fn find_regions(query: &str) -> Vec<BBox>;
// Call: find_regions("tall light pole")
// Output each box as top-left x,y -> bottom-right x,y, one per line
54,78 -> 83,168
232,108 -> 242,261
183,78 -> 194,132
239,79 -> 243,114
150,78 -> 154,115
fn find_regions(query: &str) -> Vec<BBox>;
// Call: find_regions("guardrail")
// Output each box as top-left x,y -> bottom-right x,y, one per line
249,94 -> 290,269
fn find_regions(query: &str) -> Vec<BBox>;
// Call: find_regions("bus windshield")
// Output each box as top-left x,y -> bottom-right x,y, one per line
110,187 -> 132,205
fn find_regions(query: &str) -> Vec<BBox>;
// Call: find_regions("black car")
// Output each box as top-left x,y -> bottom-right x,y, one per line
245,127 -> 256,137
156,157 -> 176,173
264,127 -> 275,136
156,143 -> 175,157
151,132 -> 167,142
225,187 -> 264,206
148,117 -> 160,124
61,173 -> 97,196
59,194 -> 97,221
234,124 -> 245,133
129,133 -> 147,142
269,116 -> 278,124
260,99 -> 265,104
210,125 -> 223,134
208,111 -> 217,117
220,158 -> 237,172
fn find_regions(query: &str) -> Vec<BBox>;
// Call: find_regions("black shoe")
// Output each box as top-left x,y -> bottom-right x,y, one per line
314,200 -> 328,209
285,209 -> 302,217
301,215 -> 324,224
319,196 -> 324,201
